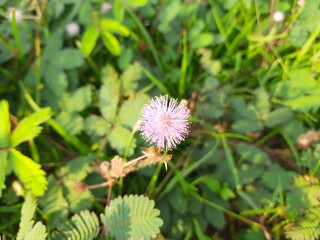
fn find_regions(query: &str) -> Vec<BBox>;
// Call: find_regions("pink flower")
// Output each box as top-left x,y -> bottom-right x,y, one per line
139,95 -> 190,150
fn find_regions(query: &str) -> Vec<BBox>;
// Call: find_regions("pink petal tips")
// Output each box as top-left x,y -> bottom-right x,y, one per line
139,95 -> 191,150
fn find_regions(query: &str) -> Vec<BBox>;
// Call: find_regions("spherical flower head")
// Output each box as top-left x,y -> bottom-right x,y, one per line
101,2 -> 112,13
139,95 -> 190,151
273,11 -> 285,22
7,8 -> 23,23
66,22 -> 80,36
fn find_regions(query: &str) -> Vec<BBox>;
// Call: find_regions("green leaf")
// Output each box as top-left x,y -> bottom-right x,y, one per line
102,195 -> 163,240
108,126 -> 136,155
100,19 -> 130,36
116,95 -> 149,129
120,62 -> 143,96
38,176 -> 68,229
126,0 -> 148,7
11,108 -> 51,147
64,179 -> 93,212
52,210 -> 99,240
204,204 -> 225,230
56,111 -> 83,135
65,85 -> 92,113
262,164 -> 295,191
199,177 -> 221,193
80,26 -> 100,56
113,0 -> 125,22
265,108 -> 294,127
52,49 -> 84,69
285,207 -> 320,240
60,155 -> 95,181
0,152 -> 7,197
9,149 -> 47,196
101,31 -> 121,56
16,191 -> 37,240
0,100 -> 10,148
25,222 -> 47,240
284,95 -> 320,112
43,65 -> 68,97
191,32 -> 214,49
84,115 -> 110,138
100,66 -> 120,123
254,88 -> 270,119
232,120 -> 263,133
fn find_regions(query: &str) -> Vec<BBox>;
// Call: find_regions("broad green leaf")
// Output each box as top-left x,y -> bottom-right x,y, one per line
52,49 -> 84,69
80,26 -> 100,56
0,100 -> 10,148
102,195 -> 163,240
65,85 -> 92,112
204,204 -> 225,230
108,126 -> 135,155
113,0 -> 125,22
126,0 -> 148,7
42,32 -> 63,59
100,66 -> 120,123
9,149 -> 47,196
43,65 -> 68,97
101,31 -> 121,56
25,222 -> 47,240
11,108 -> 51,147
116,95 -> 149,129
16,191 -> 37,240
0,152 -> 8,197
199,177 -> 221,193
121,62 -> 143,96
100,19 -> 130,36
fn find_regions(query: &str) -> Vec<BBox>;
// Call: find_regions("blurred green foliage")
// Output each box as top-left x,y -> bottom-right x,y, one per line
0,0 -> 320,239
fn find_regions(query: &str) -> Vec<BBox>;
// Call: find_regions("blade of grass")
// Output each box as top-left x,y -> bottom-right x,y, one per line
191,192 -> 261,228
179,30 -> 188,98
159,140 -> 219,198
221,136 -> 258,209
11,12 -> 24,61
126,7 -> 163,72
143,68 -> 170,95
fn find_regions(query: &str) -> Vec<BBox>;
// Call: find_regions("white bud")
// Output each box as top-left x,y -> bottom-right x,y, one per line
66,22 -> 80,36
7,8 -> 23,23
273,11 -> 285,22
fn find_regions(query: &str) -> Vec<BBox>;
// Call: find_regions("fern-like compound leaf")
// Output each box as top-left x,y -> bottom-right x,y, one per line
9,149 -> 47,196
16,191 -> 37,240
51,210 -> 99,240
10,107 -> 51,147
102,194 -> 163,240
24,222 -> 47,240
285,207 -> 320,240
